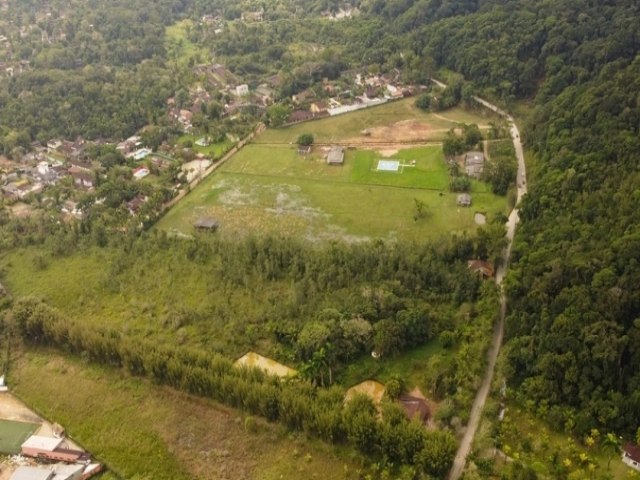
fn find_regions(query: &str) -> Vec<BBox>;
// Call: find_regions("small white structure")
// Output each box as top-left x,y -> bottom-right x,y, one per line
623,443 -> 640,472
235,84 -> 249,96
22,435 -> 63,454
0,374 -> 7,392
51,463 -> 84,480
9,466 -> 54,480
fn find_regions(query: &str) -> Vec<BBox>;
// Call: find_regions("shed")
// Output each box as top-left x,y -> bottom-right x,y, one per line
457,193 -> 471,207
623,443 -> 640,472
297,145 -> 311,156
9,467 -> 54,480
194,217 -> 219,231
465,151 -> 484,179
468,259 -> 495,279
326,146 -> 345,165
398,393 -> 431,423
51,463 -> 84,480
22,435 -> 63,454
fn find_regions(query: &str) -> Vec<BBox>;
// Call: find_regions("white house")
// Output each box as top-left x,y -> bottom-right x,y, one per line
623,443 -> 640,472
235,84 -> 249,96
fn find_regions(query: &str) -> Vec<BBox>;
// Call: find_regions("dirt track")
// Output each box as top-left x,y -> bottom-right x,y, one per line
446,90 -> 527,480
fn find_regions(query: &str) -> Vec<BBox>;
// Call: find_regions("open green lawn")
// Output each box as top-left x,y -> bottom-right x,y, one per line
166,20 -> 208,65
0,419 -> 39,454
157,142 -> 507,242
177,134 -> 234,159
337,340 -> 454,394
10,350 -> 364,480
256,98 -> 497,144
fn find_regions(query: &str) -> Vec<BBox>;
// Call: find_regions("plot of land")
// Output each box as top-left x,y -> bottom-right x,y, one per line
235,352 -> 297,378
158,142 -> 506,241
344,380 -> 386,404
9,351 -> 365,480
256,98 -> 497,145
0,419 -> 39,454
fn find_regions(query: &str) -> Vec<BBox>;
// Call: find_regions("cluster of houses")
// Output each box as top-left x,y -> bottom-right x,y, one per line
287,72 -> 418,124
0,134 -> 172,221
0,139 -> 93,203
172,65 -> 276,130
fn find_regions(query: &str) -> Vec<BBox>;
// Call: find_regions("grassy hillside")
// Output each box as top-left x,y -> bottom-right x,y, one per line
9,349 -> 364,480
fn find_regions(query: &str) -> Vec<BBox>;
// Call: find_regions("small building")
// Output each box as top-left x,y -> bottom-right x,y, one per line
297,145 -> 311,156
52,463 -> 84,480
623,443 -> 640,472
326,146 -> 345,165
61,200 -> 84,219
468,259 -> 495,279
69,167 -> 94,189
194,217 -> 219,231
126,195 -> 147,216
235,84 -> 249,96
310,101 -> 328,114
21,435 -> 62,458
9,466 -> 54,480
398,392 -> 431,424
465,151 -> 484,179
457,193 -> 471,207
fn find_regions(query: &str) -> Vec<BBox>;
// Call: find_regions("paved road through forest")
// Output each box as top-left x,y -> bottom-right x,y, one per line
444,88 -> 528,480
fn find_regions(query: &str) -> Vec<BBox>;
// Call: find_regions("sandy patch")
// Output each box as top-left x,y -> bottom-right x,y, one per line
474,213 -> 487,225
235,352 -> 297,378
182,159 -> 212,182
8,203 -> 35,219
345,380 -> 386,404
0,393 -> 43,424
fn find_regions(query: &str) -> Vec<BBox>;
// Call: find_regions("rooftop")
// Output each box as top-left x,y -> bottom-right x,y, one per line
10,466 -> 54,480
22,435 -> 63,452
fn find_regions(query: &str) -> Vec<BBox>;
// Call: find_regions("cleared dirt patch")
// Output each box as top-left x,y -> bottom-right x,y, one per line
347,119 -> 443,144
344,379 -> 386,404
235,352 -> 297,377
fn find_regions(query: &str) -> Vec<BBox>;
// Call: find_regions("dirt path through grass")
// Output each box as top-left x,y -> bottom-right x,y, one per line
447,89 -> 527,480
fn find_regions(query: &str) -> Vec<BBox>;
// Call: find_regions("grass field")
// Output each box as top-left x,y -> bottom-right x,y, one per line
10,350 -> 366,480
256,98 -> 497,144
177,134 -> 234,159
166,20 -> 208,65
157,142 -> 507,241
0,419 -> 39,454
337,340 -> 454,393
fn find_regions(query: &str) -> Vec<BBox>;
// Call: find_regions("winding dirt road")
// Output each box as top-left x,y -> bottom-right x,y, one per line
445,90 -> 528,480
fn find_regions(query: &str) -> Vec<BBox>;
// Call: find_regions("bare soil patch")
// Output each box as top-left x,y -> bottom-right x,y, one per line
345,380 -> 386,404
348,119 -> 442,144
235,352 -> 297,377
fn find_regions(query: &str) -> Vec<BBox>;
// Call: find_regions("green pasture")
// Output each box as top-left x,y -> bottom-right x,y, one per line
177,134 -> 234,159
256,98 -> 497,144
157,141 -> 507,241
10,352 -> 362,480
0,419 -> 39,454
165,20 -> 208,65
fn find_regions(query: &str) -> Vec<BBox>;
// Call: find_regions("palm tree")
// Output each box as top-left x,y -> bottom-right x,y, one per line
601,432 -> 621,470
